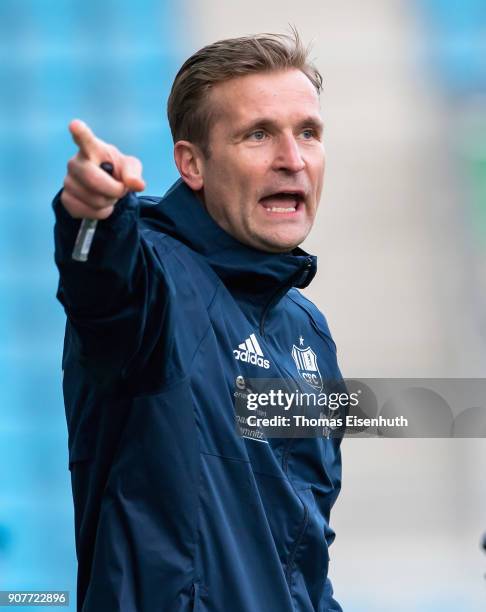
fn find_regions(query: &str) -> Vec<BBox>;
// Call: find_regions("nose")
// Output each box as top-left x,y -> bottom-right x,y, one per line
273,133 -> 305,173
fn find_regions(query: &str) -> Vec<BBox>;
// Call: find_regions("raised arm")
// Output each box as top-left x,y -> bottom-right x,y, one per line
54,120 -> 161,382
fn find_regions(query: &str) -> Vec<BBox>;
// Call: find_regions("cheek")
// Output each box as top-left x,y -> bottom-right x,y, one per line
239,147 -> 272,172
312,154 -> 326,191
224,159 -> 255,191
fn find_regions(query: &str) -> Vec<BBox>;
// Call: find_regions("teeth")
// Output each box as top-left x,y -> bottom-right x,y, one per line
268,207 -> 296,213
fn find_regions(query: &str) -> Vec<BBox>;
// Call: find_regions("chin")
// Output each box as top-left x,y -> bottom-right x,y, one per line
256,232 -> 307,253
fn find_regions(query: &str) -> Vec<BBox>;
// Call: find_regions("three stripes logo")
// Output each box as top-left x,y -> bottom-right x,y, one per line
233,333 -> 270,369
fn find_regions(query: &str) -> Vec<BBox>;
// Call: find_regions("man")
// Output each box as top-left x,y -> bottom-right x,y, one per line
54,32 -> 344,612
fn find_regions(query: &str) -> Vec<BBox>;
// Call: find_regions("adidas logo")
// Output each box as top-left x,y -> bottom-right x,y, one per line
233,333 -> 270,369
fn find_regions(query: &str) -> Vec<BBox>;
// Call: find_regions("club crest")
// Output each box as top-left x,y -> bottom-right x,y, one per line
291,345 -> 323,391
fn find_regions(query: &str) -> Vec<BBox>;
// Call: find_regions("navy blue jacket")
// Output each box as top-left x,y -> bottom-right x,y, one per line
54,179 -> 343,612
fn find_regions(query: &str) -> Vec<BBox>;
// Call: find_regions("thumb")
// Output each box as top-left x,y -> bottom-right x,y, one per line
120,155 -> 145,192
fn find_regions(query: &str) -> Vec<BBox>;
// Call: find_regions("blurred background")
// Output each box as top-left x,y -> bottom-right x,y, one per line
0,0 -> 485,610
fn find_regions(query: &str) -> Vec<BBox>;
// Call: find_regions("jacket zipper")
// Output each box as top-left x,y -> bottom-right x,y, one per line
191,582 -> 199,611
259,256 -> 314,337
281,395 -> 311,590
259,255 -> 314,587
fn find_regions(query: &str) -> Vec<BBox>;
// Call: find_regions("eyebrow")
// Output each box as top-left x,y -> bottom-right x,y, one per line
233,115 -> 324,138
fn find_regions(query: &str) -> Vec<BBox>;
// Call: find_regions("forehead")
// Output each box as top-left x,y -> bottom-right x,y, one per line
208,68 -> 321,128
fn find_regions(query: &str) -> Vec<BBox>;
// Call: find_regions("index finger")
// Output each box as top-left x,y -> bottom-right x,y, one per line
69,119 -> 101,160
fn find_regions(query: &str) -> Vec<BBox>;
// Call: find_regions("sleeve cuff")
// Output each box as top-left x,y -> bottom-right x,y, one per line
52,188 -> 137,228
52,188 -> 140,265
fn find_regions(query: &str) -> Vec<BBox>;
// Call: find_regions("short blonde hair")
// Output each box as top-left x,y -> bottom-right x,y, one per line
167,30 -> 322,156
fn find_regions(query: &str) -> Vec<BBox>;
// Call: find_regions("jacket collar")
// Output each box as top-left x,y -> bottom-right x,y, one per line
139,179 -> 317,304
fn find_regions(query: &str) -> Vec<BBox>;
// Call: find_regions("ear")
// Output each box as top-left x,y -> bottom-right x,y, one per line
174,140 -> 205,191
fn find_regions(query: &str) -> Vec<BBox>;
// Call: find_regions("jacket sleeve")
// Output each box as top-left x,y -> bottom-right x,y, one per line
53,190 -> 167,383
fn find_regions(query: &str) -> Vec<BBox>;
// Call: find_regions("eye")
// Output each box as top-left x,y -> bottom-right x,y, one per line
301,128 -> 316,140
247,129 -> 268,141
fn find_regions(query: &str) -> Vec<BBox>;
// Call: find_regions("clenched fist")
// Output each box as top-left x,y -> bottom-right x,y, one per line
61,119 -> 146,220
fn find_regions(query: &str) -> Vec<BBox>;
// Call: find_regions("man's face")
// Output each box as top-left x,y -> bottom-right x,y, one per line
198,68 -> 325,252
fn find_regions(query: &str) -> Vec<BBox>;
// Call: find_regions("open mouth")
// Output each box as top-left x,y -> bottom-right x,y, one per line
259,191 -> 305,214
